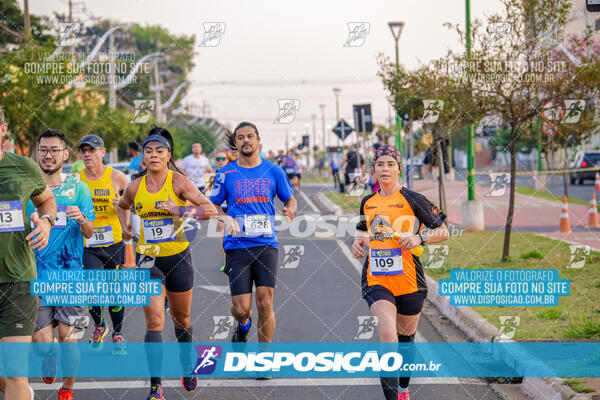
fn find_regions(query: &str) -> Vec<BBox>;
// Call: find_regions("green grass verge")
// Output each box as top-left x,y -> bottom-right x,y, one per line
324,191 -> 364,212
301,174 -> 332,184
563,379 -> 595,393
423,231 -> 600,340
516,186 -> 599,211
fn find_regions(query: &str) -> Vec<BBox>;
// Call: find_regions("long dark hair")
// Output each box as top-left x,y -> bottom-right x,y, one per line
132,124 -> 185,179
225,122 -> 259,150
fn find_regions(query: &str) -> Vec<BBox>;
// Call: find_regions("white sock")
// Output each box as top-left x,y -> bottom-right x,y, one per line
399,387 -> 409,393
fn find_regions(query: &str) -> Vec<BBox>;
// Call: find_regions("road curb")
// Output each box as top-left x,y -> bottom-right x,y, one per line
425,276 -> 574,400
313,192 -> 343,216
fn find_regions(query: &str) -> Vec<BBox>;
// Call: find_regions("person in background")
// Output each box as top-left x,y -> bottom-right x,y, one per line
294,153 -> 304,190
329,151 -> 341,189
370,142 -> 381,193
180,142 -> 213,192
283,149 -> 298,188
127,142 -> 144,175
343,143 -> 365,187
214,150 -> 230,273
318,155 -> 325,176
267,150 -> 276,163
258,144 -> 266,160
274,150 -> 285,167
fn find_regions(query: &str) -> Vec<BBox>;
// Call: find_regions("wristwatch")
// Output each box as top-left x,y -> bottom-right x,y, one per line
40,214 -> 55,227
418,232 -> 427,245
78,214 -> 88,225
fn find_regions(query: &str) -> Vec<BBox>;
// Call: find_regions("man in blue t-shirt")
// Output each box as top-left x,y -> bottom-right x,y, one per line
210,122 -> 297,345
127,142 -> 144,175
26,130 -> 95,398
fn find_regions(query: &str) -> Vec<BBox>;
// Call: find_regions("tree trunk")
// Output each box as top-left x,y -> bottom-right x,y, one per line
436,139 -> 446,212
502,134 -> 517,261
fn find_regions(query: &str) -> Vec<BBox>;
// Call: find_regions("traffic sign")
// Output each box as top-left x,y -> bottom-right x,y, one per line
587,0 -> 600,12
353,104 -> 373,133
542,101 -> 564,121
332,119 -> 354,141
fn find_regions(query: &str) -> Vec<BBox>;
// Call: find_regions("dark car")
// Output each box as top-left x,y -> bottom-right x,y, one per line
570,151 -> 600,185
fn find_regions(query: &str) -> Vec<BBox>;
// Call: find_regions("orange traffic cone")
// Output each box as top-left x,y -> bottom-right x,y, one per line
124,240 -> 136,267
589,193 -> 599,228
595,172 -> 600,192
559,196 -> 571,233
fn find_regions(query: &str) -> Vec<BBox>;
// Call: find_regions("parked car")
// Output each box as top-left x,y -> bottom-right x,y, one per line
569,151 -> 600,185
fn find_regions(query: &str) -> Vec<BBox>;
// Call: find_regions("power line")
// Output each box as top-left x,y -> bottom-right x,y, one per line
191,76 -> 378,86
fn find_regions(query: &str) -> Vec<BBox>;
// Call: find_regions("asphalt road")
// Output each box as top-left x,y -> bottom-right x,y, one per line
26,184 -> 522,400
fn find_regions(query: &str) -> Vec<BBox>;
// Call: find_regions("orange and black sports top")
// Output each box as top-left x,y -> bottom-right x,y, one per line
356,187 -> 446,296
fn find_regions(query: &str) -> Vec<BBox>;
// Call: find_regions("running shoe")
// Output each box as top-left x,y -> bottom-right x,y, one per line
181,376 -> 198,392
146,385 -> 164,400
398,390 -> 410,400
219,264 -> 226,272
41,352 -> 57,384
58,387 -> 74,400
112,333 -> 127,355
88,325 -> 108,351
231,318 -> 252,342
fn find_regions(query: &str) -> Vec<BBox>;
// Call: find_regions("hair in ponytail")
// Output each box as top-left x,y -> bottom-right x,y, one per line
132,124 -> 184,179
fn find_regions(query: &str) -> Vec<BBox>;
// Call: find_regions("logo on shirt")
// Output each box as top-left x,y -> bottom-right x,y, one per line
388,204 -> 404,208
369,215 -> 393,235
234,178 -> 271,204
192,345 -> 222,375
135,202 -> 143,212
65,188 -> 75,198
94,189 -> 110,197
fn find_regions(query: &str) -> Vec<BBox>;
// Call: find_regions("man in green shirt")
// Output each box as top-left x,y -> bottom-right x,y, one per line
0,105 -> 56,400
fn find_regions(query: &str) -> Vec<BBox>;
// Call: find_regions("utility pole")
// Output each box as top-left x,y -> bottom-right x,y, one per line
333,88 -> 341,146
388,21 -> 405,177
319,104 -> 326,153
461,0 -> 484,231
23,0 -> 31,38
153,59 -> 164,123
311,113 -> 317,167
108,33 -> 116,109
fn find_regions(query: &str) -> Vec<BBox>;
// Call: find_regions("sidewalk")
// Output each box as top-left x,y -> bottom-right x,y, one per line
412,179 -> 600,252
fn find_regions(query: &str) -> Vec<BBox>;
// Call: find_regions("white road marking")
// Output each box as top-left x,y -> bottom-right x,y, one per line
30,377 -> 473,390
298,190 -> 320,213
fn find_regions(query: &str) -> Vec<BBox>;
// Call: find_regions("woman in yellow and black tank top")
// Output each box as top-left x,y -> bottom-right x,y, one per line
117,126 -> 236,398
134,169 -> 188,256
80,165 -> 123,247
351,145 -> 449,400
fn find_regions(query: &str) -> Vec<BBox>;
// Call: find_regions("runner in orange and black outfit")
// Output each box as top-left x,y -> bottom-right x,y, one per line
352,145 -> 449,400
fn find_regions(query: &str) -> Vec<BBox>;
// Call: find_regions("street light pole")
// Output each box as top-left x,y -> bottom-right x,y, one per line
333,88 -> 341,146
465,0 -> 475,201
461,0 -> 484,231
388,21 -> 405,178
319,104 -> 326,152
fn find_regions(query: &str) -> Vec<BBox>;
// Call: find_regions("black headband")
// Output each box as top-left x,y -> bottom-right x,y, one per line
143,135 -> 171,151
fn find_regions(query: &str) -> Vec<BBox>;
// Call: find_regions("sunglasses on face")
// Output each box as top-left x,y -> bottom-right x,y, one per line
216,157 -> 226,161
